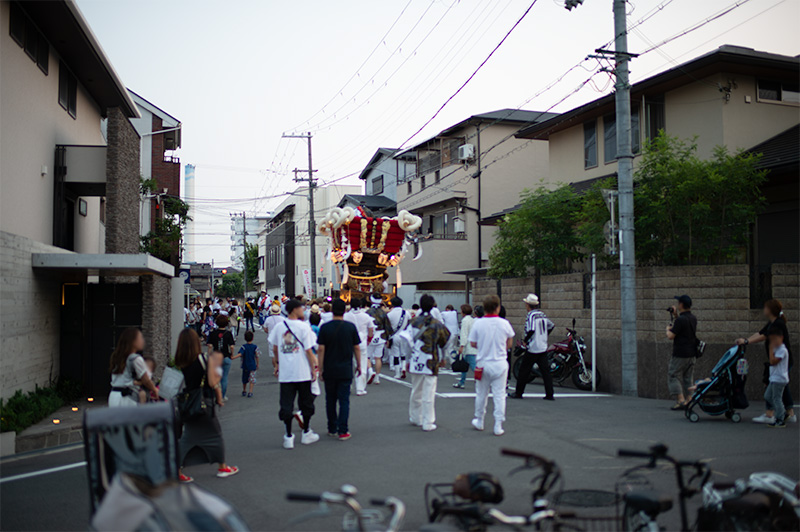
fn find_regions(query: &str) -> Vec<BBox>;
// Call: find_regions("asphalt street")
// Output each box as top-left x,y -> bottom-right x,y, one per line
2,326 -> 798,531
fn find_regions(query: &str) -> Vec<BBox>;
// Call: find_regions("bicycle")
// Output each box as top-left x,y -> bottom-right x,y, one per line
286,484 -> 405,532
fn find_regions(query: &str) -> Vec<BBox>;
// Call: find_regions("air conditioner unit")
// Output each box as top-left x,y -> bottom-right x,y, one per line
458,143 -> 475,161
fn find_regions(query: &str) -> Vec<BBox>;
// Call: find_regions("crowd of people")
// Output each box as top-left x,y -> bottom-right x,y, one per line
109,289 -> 794,483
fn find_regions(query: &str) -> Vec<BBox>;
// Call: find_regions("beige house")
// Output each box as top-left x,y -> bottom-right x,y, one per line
394,110 -> 557,304
514,45 -> 800,281
0,0 -> 175,402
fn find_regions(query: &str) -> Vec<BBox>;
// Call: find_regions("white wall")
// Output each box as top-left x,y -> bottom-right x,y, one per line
0,2 -> 106,246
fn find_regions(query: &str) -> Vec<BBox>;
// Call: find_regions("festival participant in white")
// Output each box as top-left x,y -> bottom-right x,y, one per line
268,299 -> 320,449
366,293 -> 389,385
397,295 -> 450,432
469,295 -> 515,436
386,297 -> 411,379
345,298 -> 375,396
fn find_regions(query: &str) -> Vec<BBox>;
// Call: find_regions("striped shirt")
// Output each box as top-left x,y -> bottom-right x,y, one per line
525,309 -> 554,354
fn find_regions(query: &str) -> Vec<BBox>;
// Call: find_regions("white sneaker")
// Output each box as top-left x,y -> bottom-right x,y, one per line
301,430 -> 320,445
494,422 -> 505,436
752,414 -> 775,424
283,434 -> 295,449
786,414 -> 797,423
422,424 -> 437,432
471,418 -> 484,431
356,391 -> 368,396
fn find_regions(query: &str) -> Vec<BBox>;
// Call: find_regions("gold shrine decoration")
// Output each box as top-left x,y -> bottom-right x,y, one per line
346,272 -> 384,281
358,219 -> 391,253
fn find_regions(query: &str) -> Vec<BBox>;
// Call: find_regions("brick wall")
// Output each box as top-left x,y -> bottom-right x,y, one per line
475,264 -> 799,400
105,106 -> 140,256
0,231 -> 71,398
141,275 -> 172,372
150,115 -> 180,195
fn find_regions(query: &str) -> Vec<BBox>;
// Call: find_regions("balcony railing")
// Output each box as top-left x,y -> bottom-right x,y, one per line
164,155 -> 180,164
428,233 -> 467,241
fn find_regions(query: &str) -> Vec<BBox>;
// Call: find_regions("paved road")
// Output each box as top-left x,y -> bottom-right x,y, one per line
2,326 -> 798,530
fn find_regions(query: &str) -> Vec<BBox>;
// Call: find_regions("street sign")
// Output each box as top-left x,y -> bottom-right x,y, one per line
178,268 -> 190,284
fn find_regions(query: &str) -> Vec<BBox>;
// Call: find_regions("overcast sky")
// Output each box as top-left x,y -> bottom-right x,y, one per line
76,0 -> 798,266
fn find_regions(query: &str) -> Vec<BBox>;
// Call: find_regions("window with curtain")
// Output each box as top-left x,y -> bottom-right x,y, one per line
584,121 -> 597,168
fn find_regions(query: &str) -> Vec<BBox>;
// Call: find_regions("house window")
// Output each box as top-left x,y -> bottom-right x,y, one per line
645,94 -> 665,141
407,181 -> 412,194
584,121 -> 597,168
58,62 -> 77,118
420,175 -> 426,189
372,175 -> 384,195
425,210 -> 461,239
435,170 -> 440,184
757,79 -> 800,104
604,107 -> 641,163
9,2 -> 48,74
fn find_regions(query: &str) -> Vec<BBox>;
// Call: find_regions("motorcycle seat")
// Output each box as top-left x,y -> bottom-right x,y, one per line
721,492 -> 771,516
625,492 -> 673,516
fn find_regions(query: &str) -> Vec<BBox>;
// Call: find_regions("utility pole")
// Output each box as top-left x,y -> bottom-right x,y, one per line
567,0 -> 638,396
283,132 -> 317,298
241,212 -> 248,300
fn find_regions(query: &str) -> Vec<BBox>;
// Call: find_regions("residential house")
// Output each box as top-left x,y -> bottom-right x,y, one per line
358,147 -> 415,203
394,109 -> 557,306
0,0 -> 176,399
126,90 -> 182,239
257,184 -> 361,297
338,193 -> 397,217
514,45 -> 800,301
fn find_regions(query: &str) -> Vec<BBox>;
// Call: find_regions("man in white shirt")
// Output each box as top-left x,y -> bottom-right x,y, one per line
469,295 -> 515,436
386,297 -> 410,378
268,299 -> 320,449
510,294 -> 555,401
345,298 -> 374,396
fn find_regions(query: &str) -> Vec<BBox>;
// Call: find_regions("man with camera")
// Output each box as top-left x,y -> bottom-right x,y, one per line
666,294 -> 698,410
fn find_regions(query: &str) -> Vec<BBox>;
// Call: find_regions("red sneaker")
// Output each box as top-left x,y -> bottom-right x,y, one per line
179,473 -> 194,483
293,411 -> 305,430
338,433 -> 352,441
400,370 -> 407,380
217,466 -> 239,478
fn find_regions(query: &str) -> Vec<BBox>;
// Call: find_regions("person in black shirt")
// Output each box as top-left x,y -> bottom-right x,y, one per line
317,299 -> 361,440
666,294 -> 697,410
736,299 -> 795,424
207,314 -> 235,401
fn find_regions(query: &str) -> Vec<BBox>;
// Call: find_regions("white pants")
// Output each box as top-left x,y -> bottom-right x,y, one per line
354,343 -> 369,393
367,341 -> 385,360
409,373 -> 437,429
474,361 -> 508,424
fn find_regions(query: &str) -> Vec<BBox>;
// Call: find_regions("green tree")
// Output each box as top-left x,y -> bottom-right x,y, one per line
215,272 -> 243,298
633,133 -> 766,264
140,179 -> 191,272
244,242 -> 259,292
488,185 -> 582,278
577,176 -> 619,264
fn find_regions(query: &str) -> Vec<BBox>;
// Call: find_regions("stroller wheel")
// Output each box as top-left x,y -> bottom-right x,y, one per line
730,412 -> 742,423
687,410 -> 700,423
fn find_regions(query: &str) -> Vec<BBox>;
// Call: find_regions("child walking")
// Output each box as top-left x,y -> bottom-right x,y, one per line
233,330 -> 260,398
765,328 -> 790,428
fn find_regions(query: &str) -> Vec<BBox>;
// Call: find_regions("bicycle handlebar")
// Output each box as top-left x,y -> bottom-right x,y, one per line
618,449 -> 656,459
286,493 -> 323,502
501,448 -> 554,468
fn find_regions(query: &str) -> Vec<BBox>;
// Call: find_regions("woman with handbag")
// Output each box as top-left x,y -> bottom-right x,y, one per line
108,328 -> 158,407
453,305 -> 477,389
174,328 -> 239,483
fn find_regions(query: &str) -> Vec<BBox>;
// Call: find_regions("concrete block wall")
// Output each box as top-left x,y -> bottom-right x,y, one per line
475,264 -> 799,400
0,231 -> 70,399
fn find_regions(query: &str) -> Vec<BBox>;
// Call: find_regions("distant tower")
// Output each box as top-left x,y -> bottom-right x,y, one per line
184,164 -> 196,262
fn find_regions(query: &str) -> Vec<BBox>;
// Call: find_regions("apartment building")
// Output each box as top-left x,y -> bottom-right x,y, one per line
0,0 -> 177,399
126,90 -> 182,238
394,109 -> 557,304
514,45 -> 799,296
257,184 -> 361,297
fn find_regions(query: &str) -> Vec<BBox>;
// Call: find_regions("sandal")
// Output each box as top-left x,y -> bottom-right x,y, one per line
670,402 -> 686,411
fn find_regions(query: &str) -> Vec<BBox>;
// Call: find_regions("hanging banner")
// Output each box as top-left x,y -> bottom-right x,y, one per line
302,268 -> 313,297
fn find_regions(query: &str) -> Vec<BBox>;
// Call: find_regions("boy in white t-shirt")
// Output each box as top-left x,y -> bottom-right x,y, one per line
268,299 -> 321,449
765,328 -> 790,428
345,298 -> 375,396
468,294 -> 515,436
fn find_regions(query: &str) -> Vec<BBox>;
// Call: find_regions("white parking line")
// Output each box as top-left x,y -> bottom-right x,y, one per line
0,461 -> 86,484
377,375 -> 610,399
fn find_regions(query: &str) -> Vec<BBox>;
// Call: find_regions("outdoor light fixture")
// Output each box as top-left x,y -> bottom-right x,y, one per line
52,419 -> 61,424
71,407 -> 79,412
87,397 -> 94,402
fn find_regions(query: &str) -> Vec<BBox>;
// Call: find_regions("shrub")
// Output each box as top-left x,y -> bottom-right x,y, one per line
0,378 -> 85,434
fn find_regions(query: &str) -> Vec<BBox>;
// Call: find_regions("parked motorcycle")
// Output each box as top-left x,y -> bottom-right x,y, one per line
511,318 -> 600,391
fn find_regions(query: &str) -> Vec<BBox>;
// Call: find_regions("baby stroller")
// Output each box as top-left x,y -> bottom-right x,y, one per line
84,402 -> 249,531
685,345 -> 749,423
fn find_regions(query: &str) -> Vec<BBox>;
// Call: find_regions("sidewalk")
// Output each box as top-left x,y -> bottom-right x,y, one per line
10,398 -> 106,455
